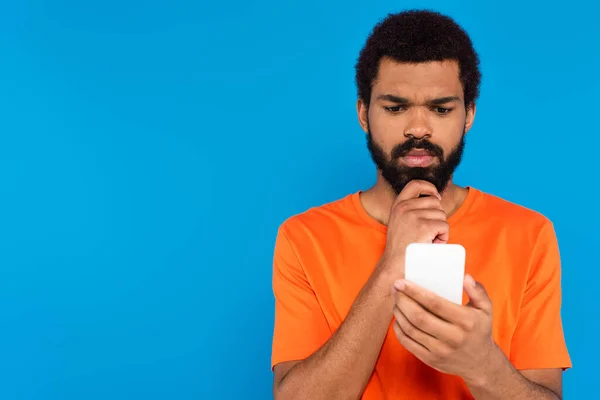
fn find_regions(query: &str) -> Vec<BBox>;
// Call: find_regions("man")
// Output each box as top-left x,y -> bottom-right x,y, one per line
270,10 -> 570,400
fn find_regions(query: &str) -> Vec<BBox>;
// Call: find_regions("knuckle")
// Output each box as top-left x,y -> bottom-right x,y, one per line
395,201 -> 410,214
435,345 -> 451,359
463,318 -> 476,332
451,332 -> 466,348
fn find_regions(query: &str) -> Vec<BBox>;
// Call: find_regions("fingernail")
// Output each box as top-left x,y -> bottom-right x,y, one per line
465,274 -> 476,287
394,280 -> 406,291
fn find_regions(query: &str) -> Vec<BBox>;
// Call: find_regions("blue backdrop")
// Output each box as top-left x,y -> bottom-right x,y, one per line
0,1 -> 596,399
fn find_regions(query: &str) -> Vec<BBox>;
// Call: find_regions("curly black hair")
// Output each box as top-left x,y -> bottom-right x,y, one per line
355,10 -> 481,108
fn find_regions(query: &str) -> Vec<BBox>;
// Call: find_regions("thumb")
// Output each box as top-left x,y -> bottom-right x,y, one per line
464,274 -> 492,313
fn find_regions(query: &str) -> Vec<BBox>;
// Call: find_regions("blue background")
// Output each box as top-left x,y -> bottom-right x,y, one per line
0,1 -> 596,398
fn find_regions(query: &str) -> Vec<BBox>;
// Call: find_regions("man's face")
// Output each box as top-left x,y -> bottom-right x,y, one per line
358,58 -> 475,194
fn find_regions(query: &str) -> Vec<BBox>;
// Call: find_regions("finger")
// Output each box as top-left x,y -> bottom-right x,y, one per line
395,279 -> 469,325
394,290 -> 459,341
396,196 -> 444,212
393,319 -> 432,364
393,305 -> 437,350
464,274 -> 492,314
396,180 -> 441,202
406,209 -> 447,221
414,218 -> 449,243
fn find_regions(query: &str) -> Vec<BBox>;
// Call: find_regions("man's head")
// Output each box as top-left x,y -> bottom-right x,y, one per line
355,10 -> 481,194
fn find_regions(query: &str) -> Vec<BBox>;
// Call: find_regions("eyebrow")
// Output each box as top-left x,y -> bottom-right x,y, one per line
429,96 -> 461,105
376,94 -> 461,105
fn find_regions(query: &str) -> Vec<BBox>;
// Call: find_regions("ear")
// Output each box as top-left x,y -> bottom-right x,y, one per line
464,102 -> 476,134
356,98 -> 369,133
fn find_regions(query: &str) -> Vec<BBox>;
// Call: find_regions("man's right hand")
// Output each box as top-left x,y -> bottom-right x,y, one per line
379,180 -> 449,275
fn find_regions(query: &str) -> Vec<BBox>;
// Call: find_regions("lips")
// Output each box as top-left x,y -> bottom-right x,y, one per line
404,149 -> 433,157
400,149 -> 435,167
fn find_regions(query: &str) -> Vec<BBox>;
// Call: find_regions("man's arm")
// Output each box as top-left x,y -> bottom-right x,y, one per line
467,220 -> 569,399
273,262 -> 395,400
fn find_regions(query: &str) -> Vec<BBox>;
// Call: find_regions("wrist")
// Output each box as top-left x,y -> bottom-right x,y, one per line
372,254 -> 405,292
464,341 -> 506,389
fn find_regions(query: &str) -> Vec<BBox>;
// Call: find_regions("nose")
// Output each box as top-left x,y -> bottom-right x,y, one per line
404,108 -> 432,140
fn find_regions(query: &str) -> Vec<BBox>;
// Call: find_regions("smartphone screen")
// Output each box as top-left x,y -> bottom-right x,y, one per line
404,243 -> 466,305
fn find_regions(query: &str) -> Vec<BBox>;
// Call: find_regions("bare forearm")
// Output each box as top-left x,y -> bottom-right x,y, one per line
275,266 -> 396,400
467,345 -> 561,400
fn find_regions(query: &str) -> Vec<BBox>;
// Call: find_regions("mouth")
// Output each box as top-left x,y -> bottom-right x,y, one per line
398,149 -> 436,167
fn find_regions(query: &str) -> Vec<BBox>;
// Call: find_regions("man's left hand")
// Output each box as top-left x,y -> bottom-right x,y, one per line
392,274 -> 498,386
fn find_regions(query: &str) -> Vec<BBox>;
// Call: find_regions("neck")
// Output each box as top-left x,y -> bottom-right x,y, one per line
360,175 -> 467,226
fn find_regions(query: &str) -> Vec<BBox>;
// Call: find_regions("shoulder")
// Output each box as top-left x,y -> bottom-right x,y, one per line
474,188 -> 554,233
277,193 -> 359,245
466,189 -> 558,257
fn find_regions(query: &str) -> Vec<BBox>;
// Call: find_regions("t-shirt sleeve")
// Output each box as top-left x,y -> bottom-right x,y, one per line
509,220 -> 571,370
271,226 -> 331,370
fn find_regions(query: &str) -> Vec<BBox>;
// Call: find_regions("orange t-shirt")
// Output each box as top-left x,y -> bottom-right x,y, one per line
271,187 -> 571,399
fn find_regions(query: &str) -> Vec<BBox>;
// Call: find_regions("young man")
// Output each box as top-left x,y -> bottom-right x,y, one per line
270,10 -> 570,400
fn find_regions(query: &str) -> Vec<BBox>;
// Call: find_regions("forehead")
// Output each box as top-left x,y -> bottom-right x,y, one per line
372,58 -> 463,100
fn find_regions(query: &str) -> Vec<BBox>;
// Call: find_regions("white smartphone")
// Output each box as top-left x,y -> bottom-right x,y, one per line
404,243 -> 466,305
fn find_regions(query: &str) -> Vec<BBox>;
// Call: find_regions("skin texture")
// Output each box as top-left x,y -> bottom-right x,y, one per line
273,58 -> 563,400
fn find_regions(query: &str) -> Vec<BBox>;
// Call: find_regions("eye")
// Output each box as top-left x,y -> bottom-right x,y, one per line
384,105 -> 407,113
434,107 -> 453,115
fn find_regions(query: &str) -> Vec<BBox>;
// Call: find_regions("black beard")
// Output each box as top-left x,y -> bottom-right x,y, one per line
366,130 -> 466,195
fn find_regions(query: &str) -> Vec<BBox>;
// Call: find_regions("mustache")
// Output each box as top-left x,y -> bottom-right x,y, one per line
391,138 -> 444,160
